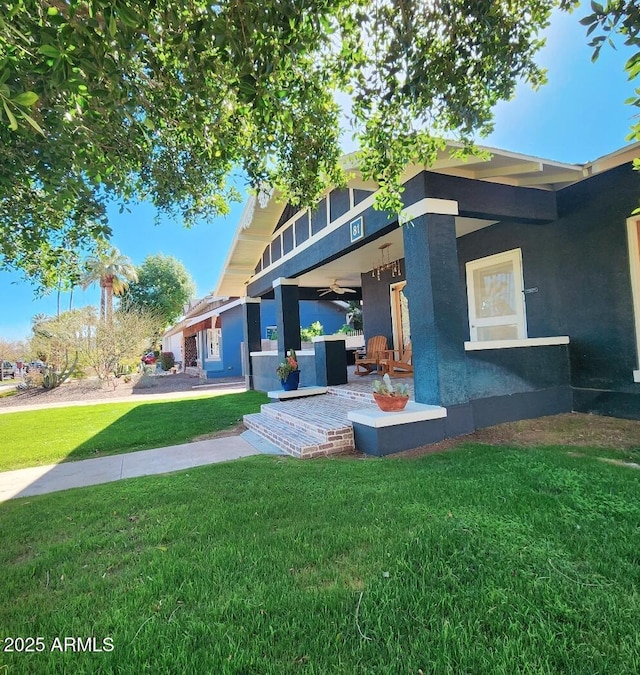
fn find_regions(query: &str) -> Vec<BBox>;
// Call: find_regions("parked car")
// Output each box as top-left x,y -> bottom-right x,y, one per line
1,361 -> 15,379
141,352 -> 156,365
25,360 -> 45,373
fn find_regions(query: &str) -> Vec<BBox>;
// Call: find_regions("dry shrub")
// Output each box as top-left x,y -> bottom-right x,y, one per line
22,371 -> 43,389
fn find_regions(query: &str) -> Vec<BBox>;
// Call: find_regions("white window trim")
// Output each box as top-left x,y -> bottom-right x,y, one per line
206,327 -> 222,361
627,217 -> 640,382
466,248 -> 528,342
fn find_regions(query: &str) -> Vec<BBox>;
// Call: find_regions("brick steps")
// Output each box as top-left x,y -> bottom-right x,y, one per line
244,413 -> 330,458
243,393 -> 379,459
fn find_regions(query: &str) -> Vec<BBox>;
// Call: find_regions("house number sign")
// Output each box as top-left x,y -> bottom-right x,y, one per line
350,216 -> 364,243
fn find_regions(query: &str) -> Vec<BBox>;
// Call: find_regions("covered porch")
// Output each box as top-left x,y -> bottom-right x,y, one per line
243,338 -> 571,458
218,147 -> 581,455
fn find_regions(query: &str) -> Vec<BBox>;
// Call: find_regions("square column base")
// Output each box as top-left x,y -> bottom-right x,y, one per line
348,403 -> 448,456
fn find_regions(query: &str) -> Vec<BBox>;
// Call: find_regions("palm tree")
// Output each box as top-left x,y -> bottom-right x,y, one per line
82,246 -> 138,320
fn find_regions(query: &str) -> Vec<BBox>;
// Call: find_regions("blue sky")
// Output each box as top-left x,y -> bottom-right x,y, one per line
0,6 -> 635,342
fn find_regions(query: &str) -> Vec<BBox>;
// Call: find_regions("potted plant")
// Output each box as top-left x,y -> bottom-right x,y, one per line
276,349 -> 300,391
372,373 -> 410,411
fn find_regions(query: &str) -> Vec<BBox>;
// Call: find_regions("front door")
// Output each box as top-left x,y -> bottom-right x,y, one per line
390,281 -> 411,351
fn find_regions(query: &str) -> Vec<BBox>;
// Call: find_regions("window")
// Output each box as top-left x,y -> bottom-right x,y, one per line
206,328 -> 222,360
466,248 -> 527,342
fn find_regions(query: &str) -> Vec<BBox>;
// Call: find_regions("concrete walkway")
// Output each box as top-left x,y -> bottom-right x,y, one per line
0,435 -> 264,502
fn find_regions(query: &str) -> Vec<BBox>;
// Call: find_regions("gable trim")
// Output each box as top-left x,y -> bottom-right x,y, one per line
249,191 -> 378,286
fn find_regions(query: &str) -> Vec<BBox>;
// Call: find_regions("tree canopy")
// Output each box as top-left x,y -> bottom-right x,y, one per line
125,254 -> 195,328
579,1 -> 640,152
0,0 -> 603,289
81,245 -> 138,320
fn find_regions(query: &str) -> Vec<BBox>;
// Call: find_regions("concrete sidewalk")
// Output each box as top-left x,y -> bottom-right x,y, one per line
0,435 -> 266,502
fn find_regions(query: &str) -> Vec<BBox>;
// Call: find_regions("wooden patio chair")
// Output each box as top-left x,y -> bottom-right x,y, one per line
379,342 -> 413,378
354,335 -> 388,376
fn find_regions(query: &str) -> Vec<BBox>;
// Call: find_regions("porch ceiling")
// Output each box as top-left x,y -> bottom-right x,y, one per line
296,216 -> 497,291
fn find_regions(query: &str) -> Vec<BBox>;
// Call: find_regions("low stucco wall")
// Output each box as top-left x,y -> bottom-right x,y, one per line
250,352 -> 317,392
466,343 -> 573,428
466,343 -> 571,399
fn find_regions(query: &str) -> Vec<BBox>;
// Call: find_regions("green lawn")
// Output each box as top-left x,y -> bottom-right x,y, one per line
0,391 -> 268,471
1,444 -> 639,674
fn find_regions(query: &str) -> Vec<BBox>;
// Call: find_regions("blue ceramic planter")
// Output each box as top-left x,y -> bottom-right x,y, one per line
281,370 -> 300,391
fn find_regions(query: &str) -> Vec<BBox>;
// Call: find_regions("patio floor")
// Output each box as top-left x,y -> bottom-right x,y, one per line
343,365 -> 415,397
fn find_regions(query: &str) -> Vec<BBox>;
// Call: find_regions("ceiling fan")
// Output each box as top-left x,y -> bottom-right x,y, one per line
318,280 -> 357,297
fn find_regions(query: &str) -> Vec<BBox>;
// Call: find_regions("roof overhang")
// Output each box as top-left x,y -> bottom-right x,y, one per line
184,298 -> 243,326
215,141 -> 640,298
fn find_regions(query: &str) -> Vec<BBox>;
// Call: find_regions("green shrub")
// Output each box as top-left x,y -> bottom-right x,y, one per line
160,352 -> 175,371
300,321 -> 323,341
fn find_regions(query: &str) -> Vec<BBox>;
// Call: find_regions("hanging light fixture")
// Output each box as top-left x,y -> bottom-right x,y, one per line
372,243 -> 401,280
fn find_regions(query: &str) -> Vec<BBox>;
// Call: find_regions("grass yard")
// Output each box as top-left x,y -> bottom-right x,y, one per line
0,391 -> 268,472
1,443 -> 639,674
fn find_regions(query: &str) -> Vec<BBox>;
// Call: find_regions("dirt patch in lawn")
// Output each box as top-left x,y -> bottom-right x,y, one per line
190,422 -> 247,441
395,412 -> 640,459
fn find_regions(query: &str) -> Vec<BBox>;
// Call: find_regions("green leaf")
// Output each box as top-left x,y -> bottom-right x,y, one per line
109,14 -> 117,38
579,14 -> 597,25
12,91 -> 39,106
117,5 -> 140,28
20,111 -> 45,135
2,99 -> 18,131
38,44 -> 61,59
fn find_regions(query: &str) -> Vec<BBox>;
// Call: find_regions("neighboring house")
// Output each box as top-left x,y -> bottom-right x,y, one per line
162,295 -> 348,379
215,142 -> 640,446
161,325 -> 185,366
160,295 -> 230,374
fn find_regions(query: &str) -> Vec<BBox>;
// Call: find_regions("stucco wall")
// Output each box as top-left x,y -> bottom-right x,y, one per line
466,345 -> 571,399
456,163 -> 640,419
